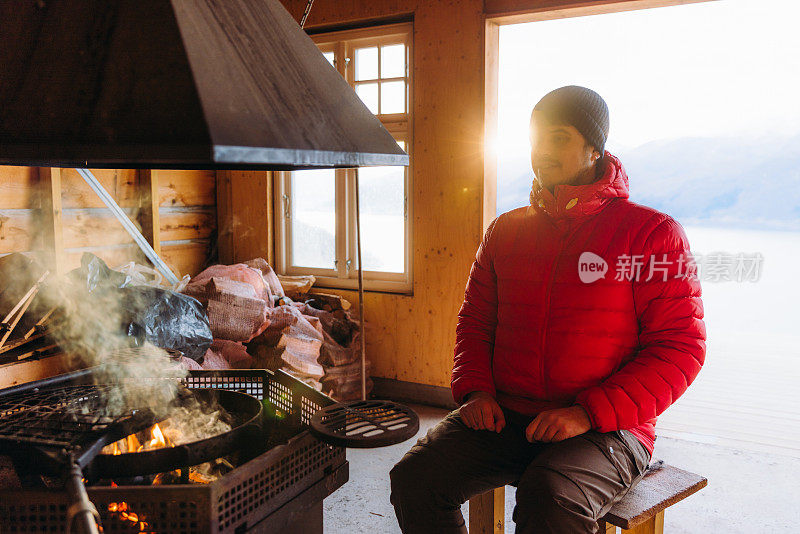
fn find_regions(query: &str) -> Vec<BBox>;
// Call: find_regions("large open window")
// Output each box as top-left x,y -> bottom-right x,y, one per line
495,0 -> 800,455
274,23 -> 412,293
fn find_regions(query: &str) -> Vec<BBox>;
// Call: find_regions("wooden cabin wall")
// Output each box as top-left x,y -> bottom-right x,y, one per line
155,169 -> 217,278
216,170 -> 273,267
0,167 -> 42,260
0,166 -> 215,279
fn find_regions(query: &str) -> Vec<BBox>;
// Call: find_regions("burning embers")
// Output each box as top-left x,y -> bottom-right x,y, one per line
100,451 -> 234,533
107,500 -> 151,532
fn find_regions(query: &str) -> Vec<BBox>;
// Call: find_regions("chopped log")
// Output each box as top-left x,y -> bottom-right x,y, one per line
248,305 -> 325,378
249,324 -> 291,348
264,305 -> 300,331
23,306 -> 56,339
281,367 -> 323,391
306,292 -> 351,311
321,357 -> 372,400
319,330 -> 359,367
245,257 -> 284,298
248,335 -> 286,370
200,339 -> 254,370
183,277 -> 269,342
300,304 -> 358,347
277,274 -> 315,298
186,264 -> 270,301
281,335 -> 324,378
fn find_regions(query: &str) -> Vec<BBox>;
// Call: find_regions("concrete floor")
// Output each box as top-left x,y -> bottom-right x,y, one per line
323,405 -> 800,533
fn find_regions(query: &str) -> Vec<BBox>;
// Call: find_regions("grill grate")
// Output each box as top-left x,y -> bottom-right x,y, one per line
0,384 -> 147,449
309,400 -> 419,448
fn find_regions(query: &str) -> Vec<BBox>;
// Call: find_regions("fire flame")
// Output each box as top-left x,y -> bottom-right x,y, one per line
99,422 -> 227,488
103,423 -> 170,455
128,433 -> 142,453
142,423 -> 168,451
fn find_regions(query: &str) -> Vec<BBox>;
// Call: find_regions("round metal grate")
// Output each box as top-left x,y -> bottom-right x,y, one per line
309,400 -> 419,448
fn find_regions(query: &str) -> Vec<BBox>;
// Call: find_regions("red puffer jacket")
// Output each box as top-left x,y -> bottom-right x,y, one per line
451,152 -> 706,455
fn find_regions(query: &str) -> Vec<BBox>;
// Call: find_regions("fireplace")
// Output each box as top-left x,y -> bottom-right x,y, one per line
0,369 -> 348,533
0,3 -> 414,531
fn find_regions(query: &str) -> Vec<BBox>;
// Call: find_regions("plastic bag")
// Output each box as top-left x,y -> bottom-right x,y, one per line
68,253 -> 212,361
120,285 -> 212,361
115,261 -> 191,292
68,253 -> 130,292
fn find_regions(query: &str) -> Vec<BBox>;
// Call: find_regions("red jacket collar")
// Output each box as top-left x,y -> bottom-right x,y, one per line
528,151 -> 630,220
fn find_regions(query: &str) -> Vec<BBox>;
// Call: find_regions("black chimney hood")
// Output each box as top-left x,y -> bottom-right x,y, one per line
0,0 -> 408,170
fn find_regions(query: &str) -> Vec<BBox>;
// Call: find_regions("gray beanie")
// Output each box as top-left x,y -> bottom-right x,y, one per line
532,85 -> 610,155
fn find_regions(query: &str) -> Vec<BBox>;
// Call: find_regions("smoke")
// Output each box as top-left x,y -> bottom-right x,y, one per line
32,260 -> 183,418
1,251 -> 231,441
0,165 -> 231,450
159,396 -> 234,446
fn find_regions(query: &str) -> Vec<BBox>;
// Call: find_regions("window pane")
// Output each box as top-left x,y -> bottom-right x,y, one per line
291,169 -> 336,269
355,47 -> 378,81
357,166 -> 405,273
381,44 -> 405,78
323,51 -> 335,67
380,81 -> 405,114
356,83 -> 379,114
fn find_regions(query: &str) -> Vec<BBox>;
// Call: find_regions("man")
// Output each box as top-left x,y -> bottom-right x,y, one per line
390,86 -> 706,533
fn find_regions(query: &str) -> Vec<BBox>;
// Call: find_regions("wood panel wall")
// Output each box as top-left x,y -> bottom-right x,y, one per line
216,170 -> 273,267
0,166 -> 215,279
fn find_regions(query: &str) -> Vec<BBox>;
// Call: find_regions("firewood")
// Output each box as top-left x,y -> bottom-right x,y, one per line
1,271 -> 49,324
23,306 -> 56,340
306,292 -> 351,311
0,329 -> 49,355
318,330 -> 359,367
0,271 -> 49,350
244,258 -> 284,298
276,274 -> 315,298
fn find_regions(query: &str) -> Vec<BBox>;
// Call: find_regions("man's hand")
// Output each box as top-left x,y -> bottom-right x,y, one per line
525,405 -> 592,443
459,391 -> 506,432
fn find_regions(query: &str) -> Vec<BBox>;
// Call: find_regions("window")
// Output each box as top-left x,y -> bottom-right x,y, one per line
275,23 -> 412,293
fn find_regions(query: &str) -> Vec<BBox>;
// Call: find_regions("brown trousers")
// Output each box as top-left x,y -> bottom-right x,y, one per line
390,409 -> 651,534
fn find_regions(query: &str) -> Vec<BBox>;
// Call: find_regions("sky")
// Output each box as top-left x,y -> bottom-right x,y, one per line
496,0 -> 800,160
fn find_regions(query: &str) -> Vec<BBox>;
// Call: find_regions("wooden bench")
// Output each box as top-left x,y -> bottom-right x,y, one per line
468,463 -> 707,534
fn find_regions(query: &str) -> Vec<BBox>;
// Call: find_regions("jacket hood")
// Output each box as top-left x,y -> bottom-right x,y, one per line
528,151 -> 629,221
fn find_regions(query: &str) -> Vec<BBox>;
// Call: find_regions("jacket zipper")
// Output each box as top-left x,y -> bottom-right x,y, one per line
539,235 -> 566,399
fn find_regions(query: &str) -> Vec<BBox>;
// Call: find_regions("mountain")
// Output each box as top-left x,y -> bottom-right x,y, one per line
497,133 -> 800,232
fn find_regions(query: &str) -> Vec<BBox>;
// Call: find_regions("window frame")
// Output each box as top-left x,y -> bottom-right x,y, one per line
274,23 -> 413,294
